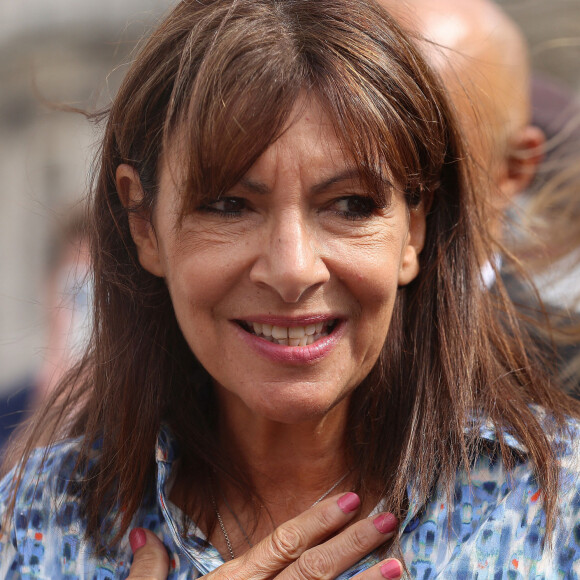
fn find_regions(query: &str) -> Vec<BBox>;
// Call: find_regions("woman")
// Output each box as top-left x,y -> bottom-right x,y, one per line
1,0 -> 579,578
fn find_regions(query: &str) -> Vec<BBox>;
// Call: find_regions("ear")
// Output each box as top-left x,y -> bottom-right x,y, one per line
398,201 -> 427,286
116,164 -> 165,277
498,125 -> 545,198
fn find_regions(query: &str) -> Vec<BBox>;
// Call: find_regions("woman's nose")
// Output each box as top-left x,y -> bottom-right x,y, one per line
249,214 -> 330,303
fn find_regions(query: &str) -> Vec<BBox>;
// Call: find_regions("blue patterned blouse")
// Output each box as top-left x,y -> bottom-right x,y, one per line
0,416 -> 579,579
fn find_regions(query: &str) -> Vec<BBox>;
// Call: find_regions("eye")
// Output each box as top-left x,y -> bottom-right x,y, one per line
331,196 -> 378,220
199,197 -> 247,217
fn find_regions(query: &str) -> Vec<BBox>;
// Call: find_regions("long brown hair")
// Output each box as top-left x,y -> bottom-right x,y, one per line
6,0 -> 579,555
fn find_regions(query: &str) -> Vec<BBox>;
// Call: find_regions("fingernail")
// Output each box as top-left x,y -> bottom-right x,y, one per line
337,492 -> 360,513
373,513 -> 398,534
381,559 -> 402,579
129,528 -> 147,552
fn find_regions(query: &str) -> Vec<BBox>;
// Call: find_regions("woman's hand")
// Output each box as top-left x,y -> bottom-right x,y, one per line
127,492 -> 403,579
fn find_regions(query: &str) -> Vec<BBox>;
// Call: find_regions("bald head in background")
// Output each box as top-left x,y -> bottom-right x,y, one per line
383,0 -> 545,233
381,0 -> 580,393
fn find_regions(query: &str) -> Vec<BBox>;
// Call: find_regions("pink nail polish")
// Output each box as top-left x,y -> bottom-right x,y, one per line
373,513 -> 398,534
129,528 -> 147,552
337,492 -> 360,513
381,560 -> 402,579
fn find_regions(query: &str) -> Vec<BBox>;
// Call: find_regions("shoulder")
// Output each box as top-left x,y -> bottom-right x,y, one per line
0,436 -> 88,510
0,437 -> 101,578
490,412 -> 580,568
401,411 -> 580,576
553,412 -> 580,459
551,415 -> 580,521
0,435 -> 172,579
478,406 -> 580,461
476,410 -> 580,508
474,414 -> 580,575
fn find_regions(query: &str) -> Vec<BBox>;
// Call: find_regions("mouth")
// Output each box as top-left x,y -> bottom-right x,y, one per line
236,319 -> 339,347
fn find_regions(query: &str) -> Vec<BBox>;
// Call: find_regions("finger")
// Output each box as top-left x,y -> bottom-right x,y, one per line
206,492 -> 362,579
277,512 -> 398,580
355,558 -> 403,580
127,528 -> 170,580
378,559 -> 403,579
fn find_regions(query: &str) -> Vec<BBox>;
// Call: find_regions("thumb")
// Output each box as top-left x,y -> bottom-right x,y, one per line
127,528 -> 170,580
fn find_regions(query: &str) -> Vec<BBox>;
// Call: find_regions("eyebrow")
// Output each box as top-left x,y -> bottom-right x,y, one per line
237,178 -> 270,195
310,168 -> 363,195
237,167 -> 366,196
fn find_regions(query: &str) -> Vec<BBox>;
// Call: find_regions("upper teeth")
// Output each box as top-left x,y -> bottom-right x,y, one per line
249,321 -> 329,346
253,322 -> 324,338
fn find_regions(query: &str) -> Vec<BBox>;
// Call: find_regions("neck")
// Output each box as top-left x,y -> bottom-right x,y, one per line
217,389 -> 352,514
170,390 -> 366,560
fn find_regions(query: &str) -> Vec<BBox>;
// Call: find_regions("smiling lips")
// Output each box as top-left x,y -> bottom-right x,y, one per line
235,316 -> 344,363
238,319 -> 338,347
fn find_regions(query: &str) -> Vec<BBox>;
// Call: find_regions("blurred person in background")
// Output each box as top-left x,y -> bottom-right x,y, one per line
384,0 -> 580,394
384,0 -> 545,243
518,98 -> 580,317
0,208 -> 91,450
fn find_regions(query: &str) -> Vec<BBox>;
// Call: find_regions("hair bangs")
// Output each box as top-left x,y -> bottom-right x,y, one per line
156,0 -> 450,215
295,0 -> 449,209
159,0 -> 307,216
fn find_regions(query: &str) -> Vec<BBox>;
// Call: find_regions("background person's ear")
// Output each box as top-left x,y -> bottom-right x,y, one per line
116,164 -> 165,277
398,202 -> 427,286
498,124 -> 546,198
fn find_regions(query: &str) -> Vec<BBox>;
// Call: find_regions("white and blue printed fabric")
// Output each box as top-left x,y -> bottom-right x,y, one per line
0,417 -> 579,579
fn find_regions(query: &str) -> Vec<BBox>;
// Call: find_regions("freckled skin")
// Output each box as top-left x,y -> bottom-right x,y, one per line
124,96 -> 426,429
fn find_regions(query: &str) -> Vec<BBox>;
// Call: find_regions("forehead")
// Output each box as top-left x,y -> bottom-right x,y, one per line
165,96 -> 364,189
244,96 -> 354,177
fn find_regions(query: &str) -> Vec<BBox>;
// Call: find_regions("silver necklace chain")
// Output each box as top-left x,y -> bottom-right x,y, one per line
211,491 -> 236,561
211,470 -> 351,560
310,470 -> 350,507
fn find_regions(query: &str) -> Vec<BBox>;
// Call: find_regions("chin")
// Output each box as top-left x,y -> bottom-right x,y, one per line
249,389 -> 350,425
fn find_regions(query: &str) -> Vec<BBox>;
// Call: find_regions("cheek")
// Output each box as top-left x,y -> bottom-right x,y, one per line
327,239 -> 404,356
351,266 -> 400,302
159,246 -> 224,342
329,235 -> 405,307
160,236 -> 258,358
161,233 -> 247,299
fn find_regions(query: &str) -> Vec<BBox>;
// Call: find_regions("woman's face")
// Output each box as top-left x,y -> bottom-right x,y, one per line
119,97 -> 426,425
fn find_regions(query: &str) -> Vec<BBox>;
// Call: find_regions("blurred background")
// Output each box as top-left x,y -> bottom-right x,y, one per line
0,0 -> 176,394
0,0 -> 579,394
